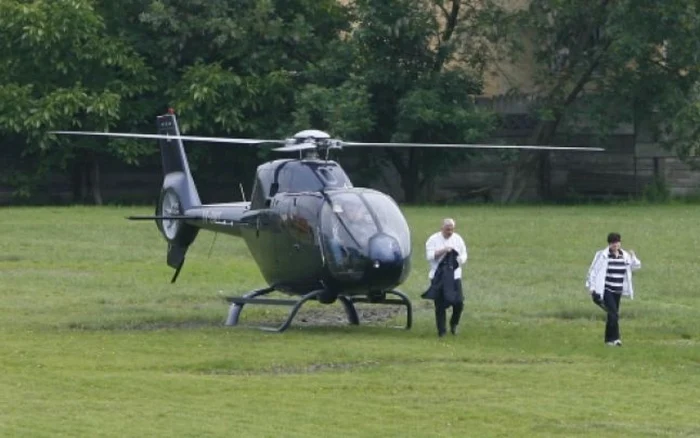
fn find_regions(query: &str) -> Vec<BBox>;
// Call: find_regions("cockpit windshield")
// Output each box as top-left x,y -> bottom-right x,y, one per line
322,193 -> 377,249
361,191 -> 411,255
320,190 -> 411,279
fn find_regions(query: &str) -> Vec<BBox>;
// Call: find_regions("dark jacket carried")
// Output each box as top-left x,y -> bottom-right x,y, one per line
421,250 -> 463,305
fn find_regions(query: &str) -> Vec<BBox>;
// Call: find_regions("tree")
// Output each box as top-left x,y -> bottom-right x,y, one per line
304,0 -> 498,203
358,0 -> 502,203
497,0 -> 700,202
0,0 -> 152,203
116,0 -> 354,199
122,0 -> 351,136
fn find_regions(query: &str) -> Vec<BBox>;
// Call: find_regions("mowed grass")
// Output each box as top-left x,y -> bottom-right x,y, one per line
1,204 -> 699,437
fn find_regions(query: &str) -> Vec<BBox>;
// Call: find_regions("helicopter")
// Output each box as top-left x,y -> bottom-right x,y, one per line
52,109 -> 604,332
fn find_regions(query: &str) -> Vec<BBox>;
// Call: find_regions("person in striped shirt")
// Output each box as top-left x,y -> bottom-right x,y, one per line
586,232 -> 642,346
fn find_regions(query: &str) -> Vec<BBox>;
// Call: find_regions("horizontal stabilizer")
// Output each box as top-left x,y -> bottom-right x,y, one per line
127,215 -> 192,220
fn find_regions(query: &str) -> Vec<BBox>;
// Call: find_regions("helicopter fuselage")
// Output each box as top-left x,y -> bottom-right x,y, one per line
180,159 -> 412,300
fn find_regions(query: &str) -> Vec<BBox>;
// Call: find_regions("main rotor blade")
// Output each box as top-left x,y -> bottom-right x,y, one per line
272,144 -> 317,152
50,131 -> 285,145
342,141 -> 605,152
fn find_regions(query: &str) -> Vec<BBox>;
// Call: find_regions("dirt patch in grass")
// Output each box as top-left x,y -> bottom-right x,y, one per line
60,302 -> 407,332
295,304 -> 404,327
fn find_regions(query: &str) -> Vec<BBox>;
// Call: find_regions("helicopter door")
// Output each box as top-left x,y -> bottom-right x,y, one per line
282,195 -> 323,286
240,201 -> 283,286
274,196 -> 296,282
276,195 -> 321,287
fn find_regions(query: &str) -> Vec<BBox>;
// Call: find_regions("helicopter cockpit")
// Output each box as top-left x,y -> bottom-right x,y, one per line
320,190 -> 411,289
250,159 -> 353,209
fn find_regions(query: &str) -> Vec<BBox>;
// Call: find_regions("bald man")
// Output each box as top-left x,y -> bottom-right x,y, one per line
424,218 -> 468,337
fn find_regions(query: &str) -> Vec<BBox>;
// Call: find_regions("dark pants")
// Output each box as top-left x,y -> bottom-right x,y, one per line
434,279 -> 464,336
593,290 -> 622,342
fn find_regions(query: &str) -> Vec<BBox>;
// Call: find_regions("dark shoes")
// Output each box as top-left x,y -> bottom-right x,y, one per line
438,325 -> 459,337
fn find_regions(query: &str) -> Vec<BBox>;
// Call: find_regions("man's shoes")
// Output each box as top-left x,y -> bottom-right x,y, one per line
605,339 -> 622,347
450,324 -> 458,335
438,331 -> 446,338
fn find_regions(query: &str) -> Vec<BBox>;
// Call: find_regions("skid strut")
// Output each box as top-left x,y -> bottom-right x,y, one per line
224,288 -> 412,332
349,290 -> 413,330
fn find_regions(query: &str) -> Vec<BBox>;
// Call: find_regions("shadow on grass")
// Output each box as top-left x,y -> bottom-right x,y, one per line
0,254 -> 23,262
527,307 -> 645,321
64,318 -> 224,331
185,355 -> 576,376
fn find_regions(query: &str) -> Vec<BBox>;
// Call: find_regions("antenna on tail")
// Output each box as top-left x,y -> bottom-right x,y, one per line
239,183 -> 247,202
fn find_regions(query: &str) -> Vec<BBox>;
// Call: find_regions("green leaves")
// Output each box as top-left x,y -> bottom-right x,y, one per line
168,63 -> 296,135
292,82 -> 374,139
0,0 -> 152,201
340,0 -> 498,201
511,0 -> 700,153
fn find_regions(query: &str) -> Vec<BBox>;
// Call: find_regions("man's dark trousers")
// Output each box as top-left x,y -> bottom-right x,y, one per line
435,279 -> 464,336
603,290 -> 622,342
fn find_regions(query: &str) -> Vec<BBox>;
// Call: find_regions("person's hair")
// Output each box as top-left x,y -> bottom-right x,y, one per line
442,218 -> 455,228
607,232 -> 621,244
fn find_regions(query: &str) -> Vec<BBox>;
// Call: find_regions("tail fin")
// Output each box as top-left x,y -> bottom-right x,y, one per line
157,113 -> 201,209
155,112 -> 201,282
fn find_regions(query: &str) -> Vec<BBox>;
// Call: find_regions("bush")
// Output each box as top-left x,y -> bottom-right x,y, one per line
642,177 -> 671,203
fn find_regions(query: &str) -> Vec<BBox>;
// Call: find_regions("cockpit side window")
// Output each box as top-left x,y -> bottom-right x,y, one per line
276,165 -> 295,193
316,164 -> 352,189
278,164 -> 325,193
251,168 -> 272,209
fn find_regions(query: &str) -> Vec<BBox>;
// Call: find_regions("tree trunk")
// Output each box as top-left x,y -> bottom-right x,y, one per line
70,151 -> 103,205
531,120 -> 560,201
498,20 -> 613,204
499,151 -> 539,203
499,117 -> 562,204
71,156 -> 89,203
538,151 -> 552,200
89,151 -> 103,205
401,149 -> 420,203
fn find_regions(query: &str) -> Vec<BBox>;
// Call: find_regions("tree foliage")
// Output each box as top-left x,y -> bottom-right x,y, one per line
129,0 -> 352,196
3,0 -> 699,205
498,0 -> 700,201
332,0 -> 498,202
128,0 -> 351,137
0,0 -> 152,202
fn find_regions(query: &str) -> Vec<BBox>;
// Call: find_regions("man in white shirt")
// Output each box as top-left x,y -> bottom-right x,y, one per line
424,218 -> 468,337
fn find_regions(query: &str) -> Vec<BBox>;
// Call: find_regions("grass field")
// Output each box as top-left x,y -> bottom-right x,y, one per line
1,204 -> 699,437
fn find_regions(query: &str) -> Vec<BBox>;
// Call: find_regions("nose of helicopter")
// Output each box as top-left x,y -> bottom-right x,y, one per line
364,233 -> 405,289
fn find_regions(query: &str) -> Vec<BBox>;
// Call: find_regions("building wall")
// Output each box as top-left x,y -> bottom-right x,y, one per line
481,0 -> 538,96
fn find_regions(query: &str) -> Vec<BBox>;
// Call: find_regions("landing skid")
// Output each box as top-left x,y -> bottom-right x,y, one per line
224,287 -> 412,332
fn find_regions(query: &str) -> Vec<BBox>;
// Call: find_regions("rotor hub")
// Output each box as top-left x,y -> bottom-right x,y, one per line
274,129 -> 343,154
292,129 -> 330,142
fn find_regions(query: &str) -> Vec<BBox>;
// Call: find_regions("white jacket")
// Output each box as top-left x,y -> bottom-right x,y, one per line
425,232 -> 467,279
585,248 -> 641,299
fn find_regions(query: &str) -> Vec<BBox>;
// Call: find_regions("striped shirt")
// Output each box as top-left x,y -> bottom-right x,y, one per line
604,251 -> 626,293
